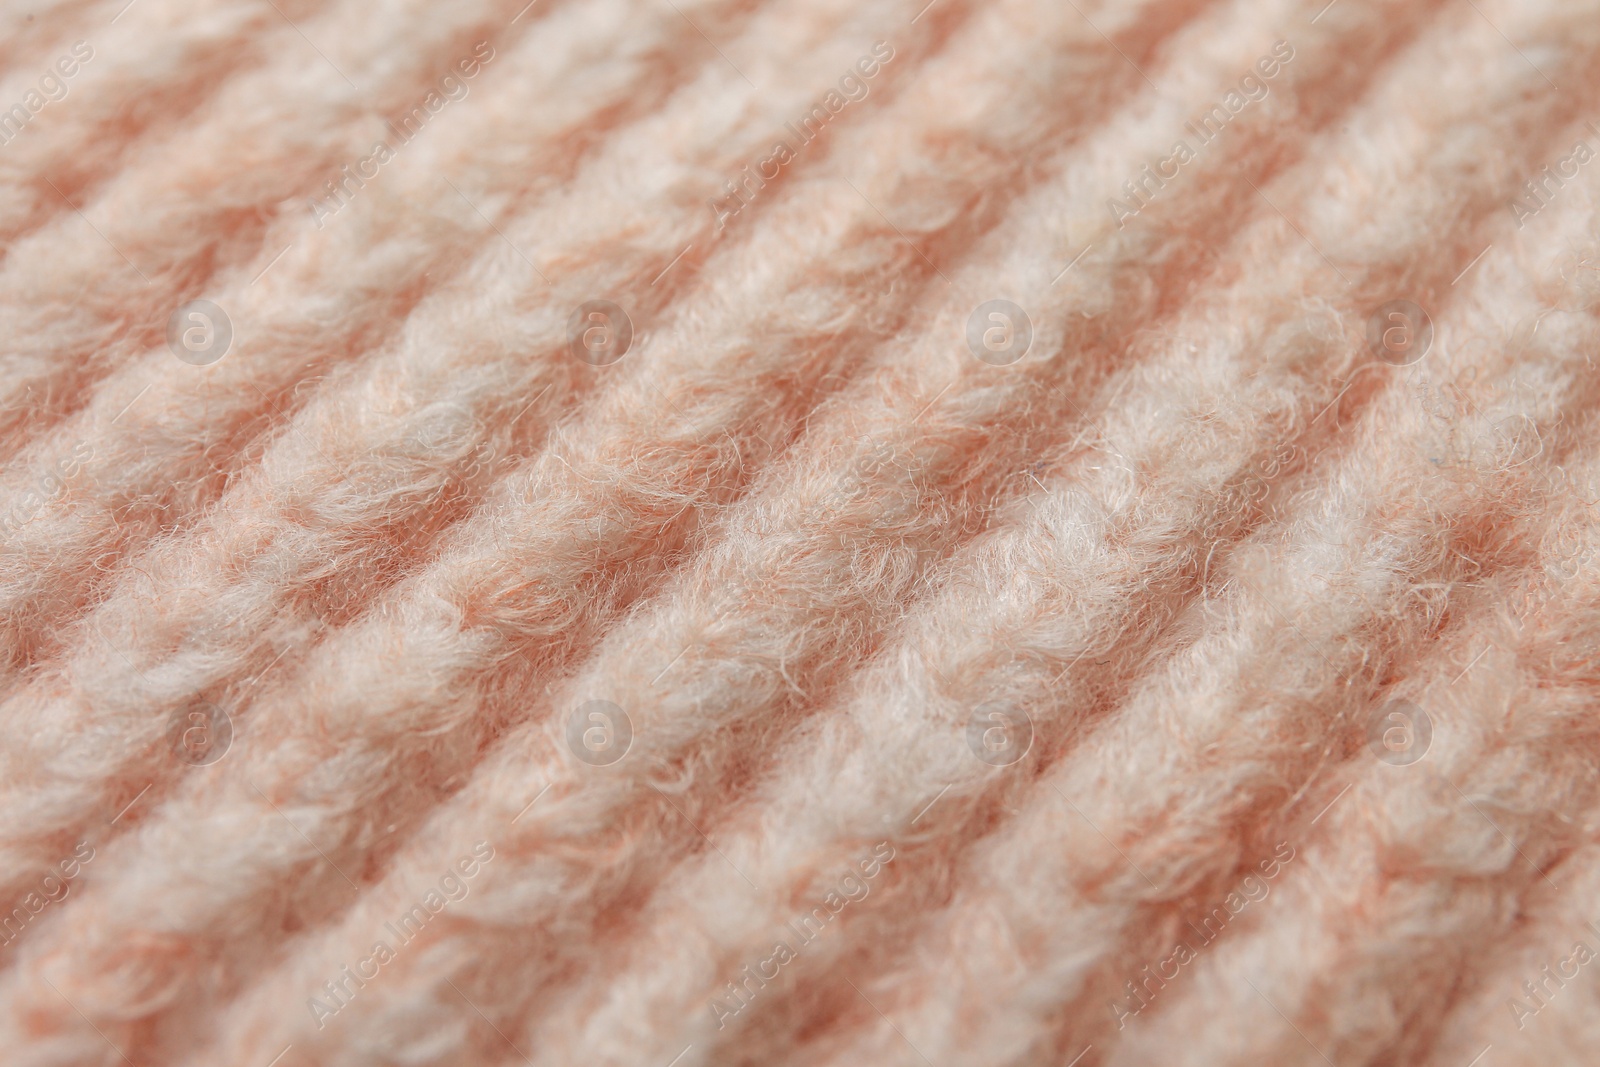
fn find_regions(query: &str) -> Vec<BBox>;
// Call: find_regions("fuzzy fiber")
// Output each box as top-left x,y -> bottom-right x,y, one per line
1,0 -> 1599,1064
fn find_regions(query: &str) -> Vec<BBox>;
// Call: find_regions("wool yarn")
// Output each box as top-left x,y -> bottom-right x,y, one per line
1093,161 -> 1600,1067
0,0 -> 775,800
520,10 -> 1600,1066
0,0 -> 314,247
2,0 -> 1598,1064
0,0 -> 550,453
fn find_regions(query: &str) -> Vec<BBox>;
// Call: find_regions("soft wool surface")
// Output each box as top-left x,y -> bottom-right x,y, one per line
2,0 -> 1598,1064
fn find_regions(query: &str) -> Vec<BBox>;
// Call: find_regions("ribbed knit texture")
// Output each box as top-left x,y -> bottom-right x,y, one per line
2,1 -> 1598,1064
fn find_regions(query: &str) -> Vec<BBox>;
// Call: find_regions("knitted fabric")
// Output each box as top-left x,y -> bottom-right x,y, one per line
2,0 -> 1598,1064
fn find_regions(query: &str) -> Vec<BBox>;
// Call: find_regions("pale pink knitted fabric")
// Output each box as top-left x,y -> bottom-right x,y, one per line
2,0 -> 1599,1065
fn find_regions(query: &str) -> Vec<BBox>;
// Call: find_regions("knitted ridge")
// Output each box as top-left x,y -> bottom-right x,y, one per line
1,1 -> 1598,1065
